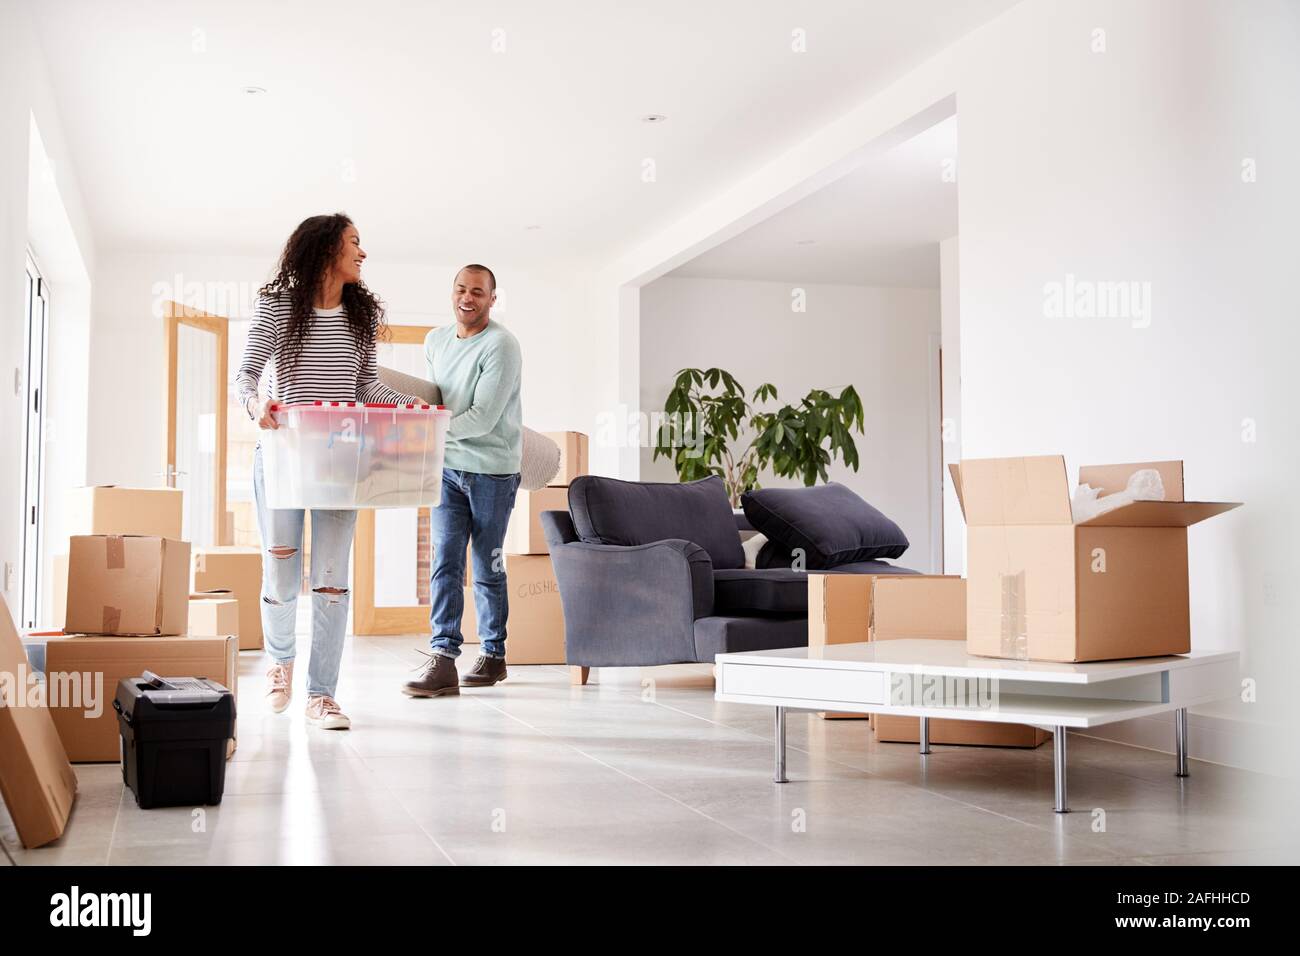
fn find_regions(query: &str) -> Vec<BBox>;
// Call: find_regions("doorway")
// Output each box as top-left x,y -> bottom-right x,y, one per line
19,252 -> 49,628
162,301 -> 229,546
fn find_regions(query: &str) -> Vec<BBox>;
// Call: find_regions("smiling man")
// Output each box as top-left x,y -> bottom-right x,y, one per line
403,264 -> 523,697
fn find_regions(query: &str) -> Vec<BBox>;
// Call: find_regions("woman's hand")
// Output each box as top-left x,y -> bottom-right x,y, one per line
255,398 -> 280,430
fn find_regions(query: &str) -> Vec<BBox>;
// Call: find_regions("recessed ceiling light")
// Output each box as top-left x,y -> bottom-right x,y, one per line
795,239 -> 817,246
641,114 -> 667,124
242,85 -> 268,95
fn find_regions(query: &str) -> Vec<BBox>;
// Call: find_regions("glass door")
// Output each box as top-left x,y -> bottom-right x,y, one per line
163,302 -> 229,546
19,253 -> 49,628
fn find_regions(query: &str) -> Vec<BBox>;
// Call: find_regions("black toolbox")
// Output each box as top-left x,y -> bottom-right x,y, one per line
114,672 -> 236,809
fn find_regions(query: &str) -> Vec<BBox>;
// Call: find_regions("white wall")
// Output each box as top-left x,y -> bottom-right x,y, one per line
938,235 -> 962,573
640,276 -> 940,571
594,0 -> 1298,771
951,0 -> 1297,764
0,0 -> 97,622
88,251 -> 597,487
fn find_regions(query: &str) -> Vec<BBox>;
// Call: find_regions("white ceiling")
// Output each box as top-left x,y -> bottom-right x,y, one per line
669,115 -> 958,287
30,1 -> 1012,266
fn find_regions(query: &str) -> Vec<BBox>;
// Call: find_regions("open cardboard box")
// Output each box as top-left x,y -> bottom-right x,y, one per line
951,456 -> 1240,663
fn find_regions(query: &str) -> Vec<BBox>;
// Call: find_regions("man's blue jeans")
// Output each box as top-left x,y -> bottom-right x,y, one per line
429,469 -> 520,659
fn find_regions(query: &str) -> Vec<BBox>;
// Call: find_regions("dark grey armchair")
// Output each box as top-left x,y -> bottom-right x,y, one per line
541,475 -> 911,684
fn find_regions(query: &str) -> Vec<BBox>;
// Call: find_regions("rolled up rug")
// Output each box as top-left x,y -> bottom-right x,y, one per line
378,365 -> 560,490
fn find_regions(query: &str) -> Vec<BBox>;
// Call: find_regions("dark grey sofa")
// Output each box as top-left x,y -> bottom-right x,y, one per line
540,475 -> 916,682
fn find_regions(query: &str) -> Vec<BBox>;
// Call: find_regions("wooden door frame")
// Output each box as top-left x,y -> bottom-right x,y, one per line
162,301 -> 229,546
352,322 -> 436,634
353,507 -> 433,634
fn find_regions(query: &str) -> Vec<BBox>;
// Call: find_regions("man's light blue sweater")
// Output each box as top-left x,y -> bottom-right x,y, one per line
424,320 -> 523,474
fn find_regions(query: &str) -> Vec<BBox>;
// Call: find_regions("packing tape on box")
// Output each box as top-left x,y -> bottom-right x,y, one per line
105,535 -> 125,570
102,605 -> 122,633
999,570 -> 1028,660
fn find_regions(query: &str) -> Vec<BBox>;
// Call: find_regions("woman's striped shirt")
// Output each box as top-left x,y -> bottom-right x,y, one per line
234,295 -> 417,417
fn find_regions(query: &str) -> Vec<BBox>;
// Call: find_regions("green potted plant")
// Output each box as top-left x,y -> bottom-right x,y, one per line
652,367 -> 865,507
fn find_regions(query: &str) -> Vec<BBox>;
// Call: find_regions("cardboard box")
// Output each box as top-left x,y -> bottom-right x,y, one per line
192,546 -> 263,650
0,596 -> 78,848
461,556 -> 565,664
867,575 -> 1048,748
461,585 -> 477,642
66,536 -> 190,637
953,456 -> 1240,663
504,554 -> 566,664
503,486 -> 569,555
67,486 -> 183,540
44,634 -> 238,763
47,552 -> 69,629
543,431 -> 588,486
807,572 -> 876,718
188,593 -> 240,643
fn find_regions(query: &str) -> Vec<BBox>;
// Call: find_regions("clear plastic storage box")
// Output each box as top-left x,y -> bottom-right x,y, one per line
262,401 -> 452,509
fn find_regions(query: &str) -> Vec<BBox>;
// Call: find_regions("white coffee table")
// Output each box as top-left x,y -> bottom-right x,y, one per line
713,639 -> 1239,813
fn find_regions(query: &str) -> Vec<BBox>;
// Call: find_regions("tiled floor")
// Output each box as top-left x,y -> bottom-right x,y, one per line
3,634 -> 1297,866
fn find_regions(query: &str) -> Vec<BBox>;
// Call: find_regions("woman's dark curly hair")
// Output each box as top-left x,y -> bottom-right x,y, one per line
258,213 -> 387,366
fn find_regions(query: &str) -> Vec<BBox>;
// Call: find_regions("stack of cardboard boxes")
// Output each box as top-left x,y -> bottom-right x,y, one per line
463,432 -> 586,665
808,456 -> 1239,749
27,486 -> 247,763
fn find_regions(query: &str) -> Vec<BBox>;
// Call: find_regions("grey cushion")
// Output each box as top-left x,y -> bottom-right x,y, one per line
712,568 -> 809,615
567,475 -> 745,571
693,615 -> 807,661
742,482 -> 909,570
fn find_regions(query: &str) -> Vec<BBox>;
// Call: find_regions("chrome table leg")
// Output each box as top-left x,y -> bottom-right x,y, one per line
774,706 -> 788,783
1175,707 -> 1189,777
1053,726 -> 1069,813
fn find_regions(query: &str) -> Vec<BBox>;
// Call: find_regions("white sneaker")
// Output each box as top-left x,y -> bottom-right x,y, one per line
266,661 -> 294,714
305,694 -> 351,730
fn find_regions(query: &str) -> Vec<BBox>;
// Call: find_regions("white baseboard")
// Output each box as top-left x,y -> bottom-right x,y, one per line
1077,709 -> 1291,778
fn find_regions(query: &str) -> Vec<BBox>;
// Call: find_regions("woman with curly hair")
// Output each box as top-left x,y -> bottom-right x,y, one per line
235,213 -> 419,730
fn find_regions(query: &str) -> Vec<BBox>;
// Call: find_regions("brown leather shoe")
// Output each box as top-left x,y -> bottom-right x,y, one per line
402,653 -> 460,697
461,655 -> 507,687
